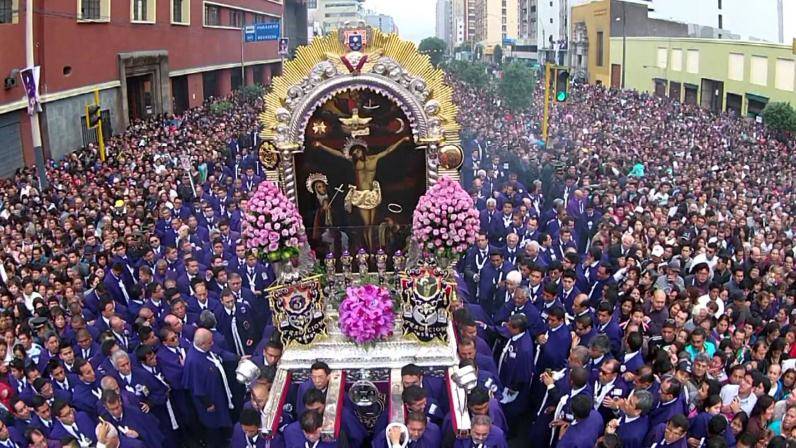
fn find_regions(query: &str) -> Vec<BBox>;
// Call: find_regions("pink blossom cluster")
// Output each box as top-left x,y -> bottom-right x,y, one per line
412,176 -> 480,255
241,181 -> 307,255
339,284 -> 394,345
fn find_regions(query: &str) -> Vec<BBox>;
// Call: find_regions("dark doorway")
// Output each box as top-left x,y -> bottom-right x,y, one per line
610,64 -> 621,89
126,73 -> 155,121
747,94 -> 768,118
203,71 -> 219,101
700,78 -> 724,114
172,76 -> 189,115
726,93 -> 742,116
669,82 -> 682,102
654,78 -> 667,97
684,84 -> 698,106
253,65 -> 264,85
231,68 -> 243,90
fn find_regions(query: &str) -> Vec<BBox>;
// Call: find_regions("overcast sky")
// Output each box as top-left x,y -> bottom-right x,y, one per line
362,0 -> 796,46
785,0 -> 796,43
363,0 -> 436,44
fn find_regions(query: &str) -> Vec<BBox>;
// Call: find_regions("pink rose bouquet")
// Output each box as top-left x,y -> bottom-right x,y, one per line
242,181 -> 307,262
412,176 -> 480,256
339,284 -> 394,345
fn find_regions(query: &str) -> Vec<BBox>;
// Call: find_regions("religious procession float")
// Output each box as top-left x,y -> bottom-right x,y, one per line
238,22 -> 480,443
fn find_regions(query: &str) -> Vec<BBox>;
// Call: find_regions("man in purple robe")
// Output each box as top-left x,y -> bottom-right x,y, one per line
647,414 -> 690,448
452,414 -> 508,448
372,412 -> 441,448
231,408 -> 285,448
496,313 -> 534,434
50,400 -> 97,447
557,394 -> 604,448
100,390 -> 164,448
182,328 -> 234,446
607,389 -> 653,448
283,411 -> 339,448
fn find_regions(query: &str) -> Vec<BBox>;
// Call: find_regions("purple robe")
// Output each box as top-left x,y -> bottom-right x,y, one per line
100,404 -> 165,448
50,411 -> 98,446
616,414 -> 650,448
283,421 -> 340,448
371,421 -> 442,448
451,424 -> 508,448
557,409 -> 604,448
230,423 -> 285,448
181,346 -> 233,429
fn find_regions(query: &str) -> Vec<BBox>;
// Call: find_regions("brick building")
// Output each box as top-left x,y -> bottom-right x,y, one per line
0,0 -> 294,175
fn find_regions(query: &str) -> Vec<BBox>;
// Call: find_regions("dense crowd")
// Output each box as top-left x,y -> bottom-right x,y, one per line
0,61 -> 792,448
451,73 -> 796,448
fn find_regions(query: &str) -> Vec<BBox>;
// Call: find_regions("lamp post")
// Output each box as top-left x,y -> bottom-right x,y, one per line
621,1 -> 626,89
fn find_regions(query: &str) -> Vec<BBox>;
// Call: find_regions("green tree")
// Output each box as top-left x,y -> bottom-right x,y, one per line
418,37 -> 447,67
762,102 -> 796,134
498,61 -> 535,111
493,45 -> 503,66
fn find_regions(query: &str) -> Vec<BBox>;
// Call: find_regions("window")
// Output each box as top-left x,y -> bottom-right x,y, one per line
172,0 -> 190,24
253,14 -> 266,24
0,0 -> 15,24
80,0 -> 100,20
686,49 -> 699,74
775,59 -> 794,91
656,48 -> 667,69
596,31 -> 604,67
728,53 -> 744,81
229,9 -> 244,28
718,0 -> 722,8
718,14 -> 722,29
204,4 -> 220,25
131,0 -> 155,22
78,0 -> 109,21
750,56 -> 768,86
671,49 -> 683,71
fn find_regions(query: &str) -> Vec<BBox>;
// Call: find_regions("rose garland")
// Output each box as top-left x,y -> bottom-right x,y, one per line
412,176 -> 480,257
242,181 -> 307,262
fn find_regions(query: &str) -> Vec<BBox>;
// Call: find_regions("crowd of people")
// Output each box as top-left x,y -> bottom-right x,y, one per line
0,57 -> 792,448
451,72 -> 796,448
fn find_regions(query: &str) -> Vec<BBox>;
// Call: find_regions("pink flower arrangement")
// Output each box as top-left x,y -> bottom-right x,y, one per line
339,284 -> 394,345
241,181 -> 307,261
412,176 -> 480,256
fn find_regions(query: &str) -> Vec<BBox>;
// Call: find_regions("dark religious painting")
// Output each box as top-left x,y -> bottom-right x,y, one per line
295,89 -> 424,259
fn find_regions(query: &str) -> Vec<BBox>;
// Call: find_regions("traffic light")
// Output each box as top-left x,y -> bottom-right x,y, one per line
85,104 -> 101,129
555,69 -> 570,102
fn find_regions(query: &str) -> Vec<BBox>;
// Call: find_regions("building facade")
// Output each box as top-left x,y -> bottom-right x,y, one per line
0,0 -> 288,175
472,0 -> 519,54
313,0 -> 363,35
436,0 -> 451,41
612,37 -> 796,116
365,12 -> 396,34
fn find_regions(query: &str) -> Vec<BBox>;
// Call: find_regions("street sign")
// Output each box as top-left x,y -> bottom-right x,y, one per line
244,22 -> 281,42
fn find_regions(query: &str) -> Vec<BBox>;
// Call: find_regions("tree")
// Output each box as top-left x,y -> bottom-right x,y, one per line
762,102 -> 796,134
448,61 -> 490,88
493,45 -> 503,66
498,61 -> 535,111
418,37 -> 447,67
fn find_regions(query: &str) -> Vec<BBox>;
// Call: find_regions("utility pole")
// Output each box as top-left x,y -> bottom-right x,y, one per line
26,0 -> 47,189
621,1 -> 626,89
542,62 -> 552,144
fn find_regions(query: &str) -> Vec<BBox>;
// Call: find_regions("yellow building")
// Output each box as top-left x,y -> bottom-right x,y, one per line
570,0 -> 612,86
611,37 -> 796,117
474,0 -> 519,56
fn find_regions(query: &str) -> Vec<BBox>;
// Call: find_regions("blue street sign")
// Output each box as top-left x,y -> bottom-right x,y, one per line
244,22 -> 281,43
